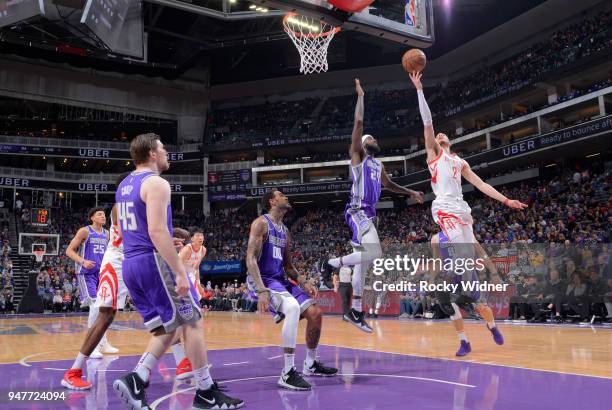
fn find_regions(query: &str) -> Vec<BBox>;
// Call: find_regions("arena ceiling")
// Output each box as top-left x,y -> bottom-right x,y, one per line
0,0 -> 545,84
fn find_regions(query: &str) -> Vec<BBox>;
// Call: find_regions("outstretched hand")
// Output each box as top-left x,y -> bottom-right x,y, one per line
355,78 -> 364,96
409,71 -> 423,90
410,190 -> 425,204
505,199 -> 528,210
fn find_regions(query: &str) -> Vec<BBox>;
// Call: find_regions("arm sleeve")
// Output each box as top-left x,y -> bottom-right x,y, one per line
417,89 -> 433,126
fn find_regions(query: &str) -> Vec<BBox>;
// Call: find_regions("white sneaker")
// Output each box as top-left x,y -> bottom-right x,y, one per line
101,342 -> 119,354
89,347 -> 103,359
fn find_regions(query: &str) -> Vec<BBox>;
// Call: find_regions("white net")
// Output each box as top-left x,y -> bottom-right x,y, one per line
283,13 -> 340,75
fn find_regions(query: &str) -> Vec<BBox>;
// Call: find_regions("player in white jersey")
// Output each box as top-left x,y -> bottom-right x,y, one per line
63,178 -> 130,389
168,229 -> 207,382
409,71 -> 527,351
180,230 -> 206,296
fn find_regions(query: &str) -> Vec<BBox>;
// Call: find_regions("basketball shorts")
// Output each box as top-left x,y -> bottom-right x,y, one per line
123,252 -> 201,333
345,207 -> 379,248
94,251 -> 128,310
431,199 -> 474,244
77,272 -> 99,307
247,275 -> 315,318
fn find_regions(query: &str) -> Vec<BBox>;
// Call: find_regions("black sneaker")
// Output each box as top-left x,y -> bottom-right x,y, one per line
344,308 -> 373,333
303,360 -> 338,377
112,372 -> 150,410
277,367 -> 311,391
193,384 -> 244,409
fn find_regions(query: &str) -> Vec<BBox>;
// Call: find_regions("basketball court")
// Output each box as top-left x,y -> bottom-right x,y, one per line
1,311 -> 610,409
1,0 -> 611,409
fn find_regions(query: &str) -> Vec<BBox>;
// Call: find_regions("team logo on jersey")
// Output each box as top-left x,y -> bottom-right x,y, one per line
178,302 -> 194,320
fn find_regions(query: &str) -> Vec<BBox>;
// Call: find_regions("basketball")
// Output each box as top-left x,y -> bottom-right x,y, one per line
1,2 -> 610,410
402,48 -> 426,73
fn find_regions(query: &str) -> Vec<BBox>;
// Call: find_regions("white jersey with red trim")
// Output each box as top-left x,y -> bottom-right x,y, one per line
428,150 -> 466,201
428,150 -> 473,227
185,244 -> 206,284
96,216 -> 128,310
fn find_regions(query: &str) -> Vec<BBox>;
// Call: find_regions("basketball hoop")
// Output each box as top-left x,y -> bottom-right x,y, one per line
283,13 -> 340,74
34,250 -> 45,263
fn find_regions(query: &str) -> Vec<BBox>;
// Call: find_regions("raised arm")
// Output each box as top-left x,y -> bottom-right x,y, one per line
380,163 -> 424,203
349,78 -> 365,166
461,161 -> 527,210
246,217 -> 271,313
408,72 -> 441,163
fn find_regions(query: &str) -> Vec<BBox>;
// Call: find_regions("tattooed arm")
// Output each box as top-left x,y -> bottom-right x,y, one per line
246,217 -> 271,313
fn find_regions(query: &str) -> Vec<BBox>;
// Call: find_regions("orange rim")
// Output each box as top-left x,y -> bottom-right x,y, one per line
283,12 -> 341,39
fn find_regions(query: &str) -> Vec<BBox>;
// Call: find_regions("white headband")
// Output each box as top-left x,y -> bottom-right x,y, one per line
361,134 -> 373,145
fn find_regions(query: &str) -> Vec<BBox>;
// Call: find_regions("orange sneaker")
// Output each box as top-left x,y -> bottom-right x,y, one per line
175,358 -> 193,381
61,368 -> 92,390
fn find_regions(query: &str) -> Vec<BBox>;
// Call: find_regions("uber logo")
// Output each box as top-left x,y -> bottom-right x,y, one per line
0,178 -> 30,187
502,140 -> 535,157
79,149 -> 110,158
167,153 -> 184,161
79,184 -> 109,191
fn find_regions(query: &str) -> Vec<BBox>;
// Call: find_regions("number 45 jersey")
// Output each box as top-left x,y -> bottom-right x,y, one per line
115,171 -> 174,258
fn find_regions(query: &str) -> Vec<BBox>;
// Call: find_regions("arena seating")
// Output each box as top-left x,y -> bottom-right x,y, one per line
206,12 -> 610,147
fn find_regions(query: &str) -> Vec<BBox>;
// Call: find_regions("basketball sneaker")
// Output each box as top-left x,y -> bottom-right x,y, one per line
61,368 -> 92,390
89,347 -> 103,359
192,384 -> 244,409
277,367 -> 311,391
112,372 -> 150,410
455,340 -> 472,357
344,308 -> 373,333
176,358 -> 194,381
488,325 -> 504,345
101,341 -> 119,354
303,360 -> 338,377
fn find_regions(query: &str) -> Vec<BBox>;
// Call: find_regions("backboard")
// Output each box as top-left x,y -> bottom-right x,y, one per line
250,0 -> 434,47
18,233 -> 60,257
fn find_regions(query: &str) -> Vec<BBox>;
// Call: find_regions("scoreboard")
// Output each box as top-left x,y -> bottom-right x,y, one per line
31,208 -> 50,227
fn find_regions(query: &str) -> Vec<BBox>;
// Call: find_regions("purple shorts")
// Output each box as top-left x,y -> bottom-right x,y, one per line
345,207 -> 377,247
123,252 -> 201,333
247,275 -> 315,317
77,273 -> 99,306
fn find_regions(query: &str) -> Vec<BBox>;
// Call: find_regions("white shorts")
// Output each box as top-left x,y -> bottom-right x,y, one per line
94,251 -> 128,310
431,198 -> 475,244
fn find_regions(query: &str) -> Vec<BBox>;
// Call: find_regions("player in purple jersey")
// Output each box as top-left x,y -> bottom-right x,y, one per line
327,79 -> 423,332
112,134 -> 243,410
65,207 -> 116,359
429,232 -> 504,356
246,188 -> 338,391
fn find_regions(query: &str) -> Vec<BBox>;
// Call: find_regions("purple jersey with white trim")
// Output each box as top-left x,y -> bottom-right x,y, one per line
116,171 -> 174,258
78,226 -> 108,275
257,214 -> 287,281
346,155 -> 382,218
